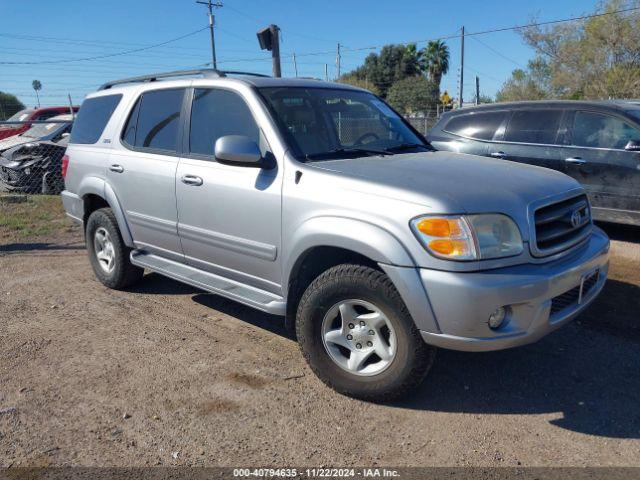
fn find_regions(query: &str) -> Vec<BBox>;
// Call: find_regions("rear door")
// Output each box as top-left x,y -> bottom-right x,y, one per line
429,109 -> 507,156
563,109 -> 640,216
489,108 -> 567,172
107,87 -> 186,261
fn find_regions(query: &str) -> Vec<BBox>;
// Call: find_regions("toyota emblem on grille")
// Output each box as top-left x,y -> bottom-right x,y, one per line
570,209 -> 583,228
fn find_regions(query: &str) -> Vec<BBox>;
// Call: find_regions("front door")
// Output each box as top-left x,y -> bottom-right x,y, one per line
563,109 -> 640,217
175,87 -> 282,294
107,87 -> 186,261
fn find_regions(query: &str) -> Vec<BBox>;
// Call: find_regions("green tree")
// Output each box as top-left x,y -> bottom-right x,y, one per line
0,91 -> 26,120
343,43 -> 423,98
337,75 -> 381,96
386,76 -> 439,114
420,40 -> 450,93
496,59 -> 553,102
498,0 -> 640,100
32,79 -> 42,107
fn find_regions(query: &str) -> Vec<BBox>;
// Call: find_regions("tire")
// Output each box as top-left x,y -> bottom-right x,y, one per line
296,264 -> 436,401
85,208 -> 144,290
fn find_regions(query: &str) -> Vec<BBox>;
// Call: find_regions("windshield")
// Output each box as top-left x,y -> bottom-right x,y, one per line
21,121 -> 66,139
627,109 -> 640,124
6,109 -> 32,122
259,87 -> 429,160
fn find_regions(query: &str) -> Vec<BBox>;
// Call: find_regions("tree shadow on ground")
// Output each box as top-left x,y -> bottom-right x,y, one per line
597,221 -> 640,243
117,261 -> 639,439
393,278 -> 640,439
0,242 -> 84,253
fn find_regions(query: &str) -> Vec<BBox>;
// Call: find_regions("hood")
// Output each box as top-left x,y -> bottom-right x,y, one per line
309,151 -> 582,236
0,135 -> 31,152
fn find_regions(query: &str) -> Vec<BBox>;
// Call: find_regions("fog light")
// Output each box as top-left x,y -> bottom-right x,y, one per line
488,307 -> 507,330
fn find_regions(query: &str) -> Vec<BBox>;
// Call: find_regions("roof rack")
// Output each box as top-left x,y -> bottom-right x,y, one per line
222,70 -> 271,78
98,68 -> 270,90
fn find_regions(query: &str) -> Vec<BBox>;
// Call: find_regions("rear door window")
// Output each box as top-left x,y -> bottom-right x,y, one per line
122,88 -> 184,152
504,109 -> 563,145
443,111 -> 506,140
70,95 -> 122,144
572,111 -> 640,150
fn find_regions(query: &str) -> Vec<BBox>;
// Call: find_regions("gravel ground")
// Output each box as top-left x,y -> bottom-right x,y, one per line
0,223 -> 639,468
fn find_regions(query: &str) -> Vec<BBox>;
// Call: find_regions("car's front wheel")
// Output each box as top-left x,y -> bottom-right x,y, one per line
296,264 -> 436,401
86,208 -> 143,290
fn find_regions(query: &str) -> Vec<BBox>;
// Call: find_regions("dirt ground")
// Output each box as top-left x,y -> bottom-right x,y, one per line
0,210 -> 639,467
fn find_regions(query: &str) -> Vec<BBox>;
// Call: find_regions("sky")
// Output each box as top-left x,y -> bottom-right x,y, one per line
1,0 -> 599,108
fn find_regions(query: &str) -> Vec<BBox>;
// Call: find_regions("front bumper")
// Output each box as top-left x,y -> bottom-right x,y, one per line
419,227 -> 610,352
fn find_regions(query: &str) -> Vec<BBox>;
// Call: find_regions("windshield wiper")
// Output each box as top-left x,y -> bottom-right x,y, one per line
383,143 -> 432,153
304,147 -> 391,161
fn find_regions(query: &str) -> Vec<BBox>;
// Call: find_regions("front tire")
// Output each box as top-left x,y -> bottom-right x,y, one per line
296,264 -> 436,401
86,208 -> 143,290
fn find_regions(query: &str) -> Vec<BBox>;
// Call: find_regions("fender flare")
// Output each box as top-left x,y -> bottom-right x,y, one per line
78,177 -> 135,247
283,216 -> 415,289
283,216 -> 440,334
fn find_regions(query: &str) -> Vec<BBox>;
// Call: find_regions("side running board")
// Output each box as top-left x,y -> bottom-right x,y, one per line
130,251 -> 286,316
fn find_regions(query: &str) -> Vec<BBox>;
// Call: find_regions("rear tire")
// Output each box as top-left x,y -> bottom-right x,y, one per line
296,264 -> 436,402
86,208 -> 143,290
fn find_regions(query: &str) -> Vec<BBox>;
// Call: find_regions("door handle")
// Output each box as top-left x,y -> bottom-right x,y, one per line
565,157 -> 587,165
109,164 -> 124,173
490,151 -> 506,159
181,174 -> 203,186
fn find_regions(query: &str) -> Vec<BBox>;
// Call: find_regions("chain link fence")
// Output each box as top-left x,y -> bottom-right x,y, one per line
403,112 -> 442,137
0,117 -> 72,195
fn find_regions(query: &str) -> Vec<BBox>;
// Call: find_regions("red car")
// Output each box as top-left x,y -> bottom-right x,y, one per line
0,106 -> 79,140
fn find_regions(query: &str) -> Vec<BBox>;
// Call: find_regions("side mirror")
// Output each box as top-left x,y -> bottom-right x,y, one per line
61,132 -> 70,138
624,139 -> 640,152
214,135 -> 262,167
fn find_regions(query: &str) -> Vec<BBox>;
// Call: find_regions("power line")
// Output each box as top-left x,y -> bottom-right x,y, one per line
470,36 -> 525,68
0,27 -> 209,65
340,6 -> 640,54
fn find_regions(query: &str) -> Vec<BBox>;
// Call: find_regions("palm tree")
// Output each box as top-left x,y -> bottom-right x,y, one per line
32,80 -> 42,107
421,40 -> 450,91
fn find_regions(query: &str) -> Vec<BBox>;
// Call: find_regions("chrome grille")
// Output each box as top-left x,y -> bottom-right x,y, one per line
533,195 -> 591,256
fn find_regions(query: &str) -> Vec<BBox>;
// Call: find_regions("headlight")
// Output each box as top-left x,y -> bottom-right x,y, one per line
411,214 -> 523,261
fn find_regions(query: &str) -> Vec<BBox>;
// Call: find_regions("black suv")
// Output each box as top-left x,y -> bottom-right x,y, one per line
428,101 -> 640,226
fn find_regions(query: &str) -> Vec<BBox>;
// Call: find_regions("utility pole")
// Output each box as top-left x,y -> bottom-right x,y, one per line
336,43 -> 341,79
67,93 -> 74,117
475,76 -> 480,105
459,26 -> 465,109
256,24 -> 281,77
271,25 -> 281,77
293,53 -> 298,77
325,64 -> 329,81
196,0 -> 223,69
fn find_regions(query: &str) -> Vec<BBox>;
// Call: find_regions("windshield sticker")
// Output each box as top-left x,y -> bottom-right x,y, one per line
370,99 -> 396,117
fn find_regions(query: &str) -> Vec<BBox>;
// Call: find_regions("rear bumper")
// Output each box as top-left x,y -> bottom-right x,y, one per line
419,227 -> 610,352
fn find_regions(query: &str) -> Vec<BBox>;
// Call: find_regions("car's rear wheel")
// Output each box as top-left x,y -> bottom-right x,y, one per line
296,264 -> 436,401
86,208 -> 143,290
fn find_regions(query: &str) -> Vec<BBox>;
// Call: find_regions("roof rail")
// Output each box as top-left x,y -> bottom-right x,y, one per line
98,68 -> 271,90
98,68 -> 225,90
222,70 -> 271,78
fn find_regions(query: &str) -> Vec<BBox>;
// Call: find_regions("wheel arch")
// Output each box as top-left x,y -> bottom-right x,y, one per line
78,177 -> 134,247
282,217 -> 420,332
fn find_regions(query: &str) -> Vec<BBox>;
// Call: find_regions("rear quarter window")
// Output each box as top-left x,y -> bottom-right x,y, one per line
70,94 -> 122,144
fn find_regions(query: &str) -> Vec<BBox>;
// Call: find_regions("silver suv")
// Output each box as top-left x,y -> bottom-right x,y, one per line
61,69 -> 610,401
